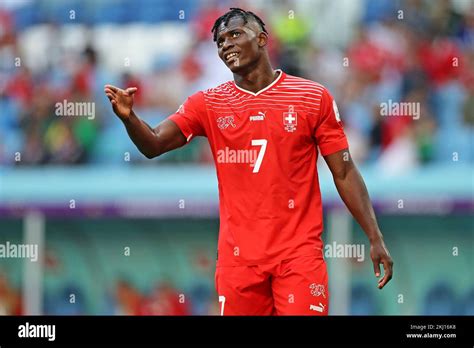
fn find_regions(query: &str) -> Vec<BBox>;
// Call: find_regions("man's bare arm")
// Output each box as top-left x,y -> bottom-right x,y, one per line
324,149 -> 394,289
124,113 -> 186,158
104,85 -> 186,158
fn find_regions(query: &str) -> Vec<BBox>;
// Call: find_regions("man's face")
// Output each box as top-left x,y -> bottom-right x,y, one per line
216,17 -> 265,73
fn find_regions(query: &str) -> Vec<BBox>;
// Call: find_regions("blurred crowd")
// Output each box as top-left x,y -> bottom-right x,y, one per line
0,270 -> 218,315
0,0 -> 473,170
42,278 -> 219,315
0,270 -> 22,315
0,243 -> 219,315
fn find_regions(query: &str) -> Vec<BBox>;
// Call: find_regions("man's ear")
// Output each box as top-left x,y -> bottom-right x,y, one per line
257,31 -> 268,47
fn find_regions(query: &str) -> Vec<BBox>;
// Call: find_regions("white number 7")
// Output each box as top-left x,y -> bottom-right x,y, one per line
219,295 -> 226,316
251,139 -> 267,173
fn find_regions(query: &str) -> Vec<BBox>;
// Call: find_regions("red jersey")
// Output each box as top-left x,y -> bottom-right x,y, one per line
169,70 -> 348,266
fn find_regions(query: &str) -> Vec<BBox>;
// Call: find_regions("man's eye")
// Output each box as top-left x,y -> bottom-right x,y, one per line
232,32 -> 240,38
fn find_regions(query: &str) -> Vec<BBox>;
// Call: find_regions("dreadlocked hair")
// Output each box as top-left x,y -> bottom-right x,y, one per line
211,8 -> 267,42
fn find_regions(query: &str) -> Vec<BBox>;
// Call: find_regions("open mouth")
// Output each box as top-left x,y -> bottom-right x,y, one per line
225,52 -> 239,62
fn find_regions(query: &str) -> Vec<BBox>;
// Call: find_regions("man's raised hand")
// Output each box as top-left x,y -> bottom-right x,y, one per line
104,84 -> 138,121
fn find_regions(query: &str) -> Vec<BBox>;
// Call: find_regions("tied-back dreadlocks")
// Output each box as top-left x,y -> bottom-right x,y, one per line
211,8 -> 267,42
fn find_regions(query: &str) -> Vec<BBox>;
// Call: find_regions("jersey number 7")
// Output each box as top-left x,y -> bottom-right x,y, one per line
251,139 -> 267,173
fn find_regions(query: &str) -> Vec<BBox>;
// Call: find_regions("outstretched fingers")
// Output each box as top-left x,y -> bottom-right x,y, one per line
104,85 -> 119,105
104,92 -> 116,105
377,258 -> 393,289
104,84 -> 120,93
126,87 -> 138,95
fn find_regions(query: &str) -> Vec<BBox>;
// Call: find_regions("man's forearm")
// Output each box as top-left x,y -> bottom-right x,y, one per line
122,111 -> 161,158
332,164 -> 383,243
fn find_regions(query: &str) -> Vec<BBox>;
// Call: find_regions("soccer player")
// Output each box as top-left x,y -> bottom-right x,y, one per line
104,8 -> 393,315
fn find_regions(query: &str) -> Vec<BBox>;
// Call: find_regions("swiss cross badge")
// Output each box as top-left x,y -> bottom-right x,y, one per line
309,283 -> 326,298
283,106 -> 297,132
217,116 -> 236,130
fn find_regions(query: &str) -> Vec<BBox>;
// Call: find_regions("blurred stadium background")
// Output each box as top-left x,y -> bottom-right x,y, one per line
0,0 -> 473,315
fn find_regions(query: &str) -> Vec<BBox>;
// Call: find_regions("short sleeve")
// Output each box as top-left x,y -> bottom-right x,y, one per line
314,88 -> 349,156
168,91 -> 207,142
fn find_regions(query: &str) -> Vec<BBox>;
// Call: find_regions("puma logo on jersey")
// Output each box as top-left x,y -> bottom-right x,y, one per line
249,111 -> 266,121
310,303 -> 325,313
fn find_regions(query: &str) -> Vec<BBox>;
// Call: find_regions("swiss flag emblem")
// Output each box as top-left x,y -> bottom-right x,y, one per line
283,111 -> 297,132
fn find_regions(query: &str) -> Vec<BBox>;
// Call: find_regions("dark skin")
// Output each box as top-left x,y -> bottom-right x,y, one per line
104,16 -> 393,289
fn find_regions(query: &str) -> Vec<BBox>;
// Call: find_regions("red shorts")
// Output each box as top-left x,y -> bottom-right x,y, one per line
215,254 -> 329,315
